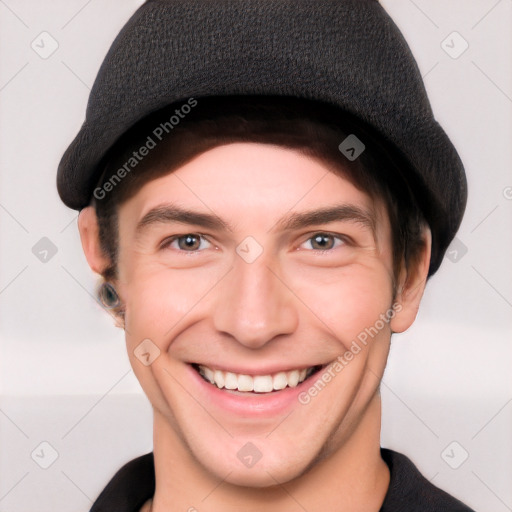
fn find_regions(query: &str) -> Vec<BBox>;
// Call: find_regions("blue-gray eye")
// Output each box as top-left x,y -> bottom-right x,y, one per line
302,233 -> 343,251
167,234 -> 211,251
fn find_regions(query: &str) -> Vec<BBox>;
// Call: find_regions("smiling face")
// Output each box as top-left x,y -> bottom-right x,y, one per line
80,142 -> 430,490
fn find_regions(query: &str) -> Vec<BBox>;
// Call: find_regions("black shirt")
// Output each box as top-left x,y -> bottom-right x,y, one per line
90,448 -> 475,511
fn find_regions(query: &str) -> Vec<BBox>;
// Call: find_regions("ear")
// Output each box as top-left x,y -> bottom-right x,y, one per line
390,226 -> 432,333
78,206 -> 112,276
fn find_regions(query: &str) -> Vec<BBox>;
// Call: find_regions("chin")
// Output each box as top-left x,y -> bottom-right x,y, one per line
192,436 -> 317,489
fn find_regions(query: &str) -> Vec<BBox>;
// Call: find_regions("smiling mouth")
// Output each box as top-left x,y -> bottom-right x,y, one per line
192,364 -> 324,393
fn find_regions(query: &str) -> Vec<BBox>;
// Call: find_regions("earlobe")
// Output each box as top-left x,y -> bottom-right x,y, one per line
390,227 -> 432,334
78,206 -> 111,276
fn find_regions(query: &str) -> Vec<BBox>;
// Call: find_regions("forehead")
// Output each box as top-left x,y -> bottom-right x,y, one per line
119,142 -> 391,241
124,143 -> 372,212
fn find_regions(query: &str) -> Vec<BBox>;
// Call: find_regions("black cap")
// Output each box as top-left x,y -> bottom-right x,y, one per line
57,0 -> 467,275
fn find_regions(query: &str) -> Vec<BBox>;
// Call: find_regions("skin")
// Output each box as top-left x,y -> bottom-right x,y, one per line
79,143 -> 431,512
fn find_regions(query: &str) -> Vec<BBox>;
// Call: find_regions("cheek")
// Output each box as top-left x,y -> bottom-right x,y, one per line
290,263 -> 394,346
120,263 -> 221,348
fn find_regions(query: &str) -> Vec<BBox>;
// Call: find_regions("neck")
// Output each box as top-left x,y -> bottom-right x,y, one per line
149,394 -> 389,512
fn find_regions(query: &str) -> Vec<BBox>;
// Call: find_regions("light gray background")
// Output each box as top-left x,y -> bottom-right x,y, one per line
0,1 -> 511,511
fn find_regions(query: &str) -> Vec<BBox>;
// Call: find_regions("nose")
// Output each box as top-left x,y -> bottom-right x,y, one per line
213,252 -> 299,349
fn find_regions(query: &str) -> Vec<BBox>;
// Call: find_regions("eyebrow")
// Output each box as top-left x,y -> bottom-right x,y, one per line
273,204 -> 376,234
136,204 -> 230,235
135,202 -> 376,237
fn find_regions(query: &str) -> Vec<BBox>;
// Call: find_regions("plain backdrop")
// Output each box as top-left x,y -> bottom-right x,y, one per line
0,1 -> 511,511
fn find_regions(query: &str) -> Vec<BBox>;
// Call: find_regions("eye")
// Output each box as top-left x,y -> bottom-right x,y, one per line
300,232 -> 345,251
161,233 -> 212,252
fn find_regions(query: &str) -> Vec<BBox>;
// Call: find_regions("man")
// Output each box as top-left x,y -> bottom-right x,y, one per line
57,1 -> 474,510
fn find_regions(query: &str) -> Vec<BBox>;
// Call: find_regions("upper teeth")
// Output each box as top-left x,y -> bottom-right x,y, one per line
198,365 -> 314,393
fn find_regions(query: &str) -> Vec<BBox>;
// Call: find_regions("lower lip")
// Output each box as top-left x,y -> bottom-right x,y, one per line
185,364 -> 317,417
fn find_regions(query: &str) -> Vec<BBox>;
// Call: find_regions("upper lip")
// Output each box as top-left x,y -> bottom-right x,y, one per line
190,362 -> 326,376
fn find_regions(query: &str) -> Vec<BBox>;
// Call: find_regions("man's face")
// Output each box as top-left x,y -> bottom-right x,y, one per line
115,142 -> 398,486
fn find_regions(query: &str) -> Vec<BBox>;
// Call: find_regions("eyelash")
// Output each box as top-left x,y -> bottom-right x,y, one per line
160,233 -> 212,252
160,232 -> 349,253
299,232 -> 348,251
